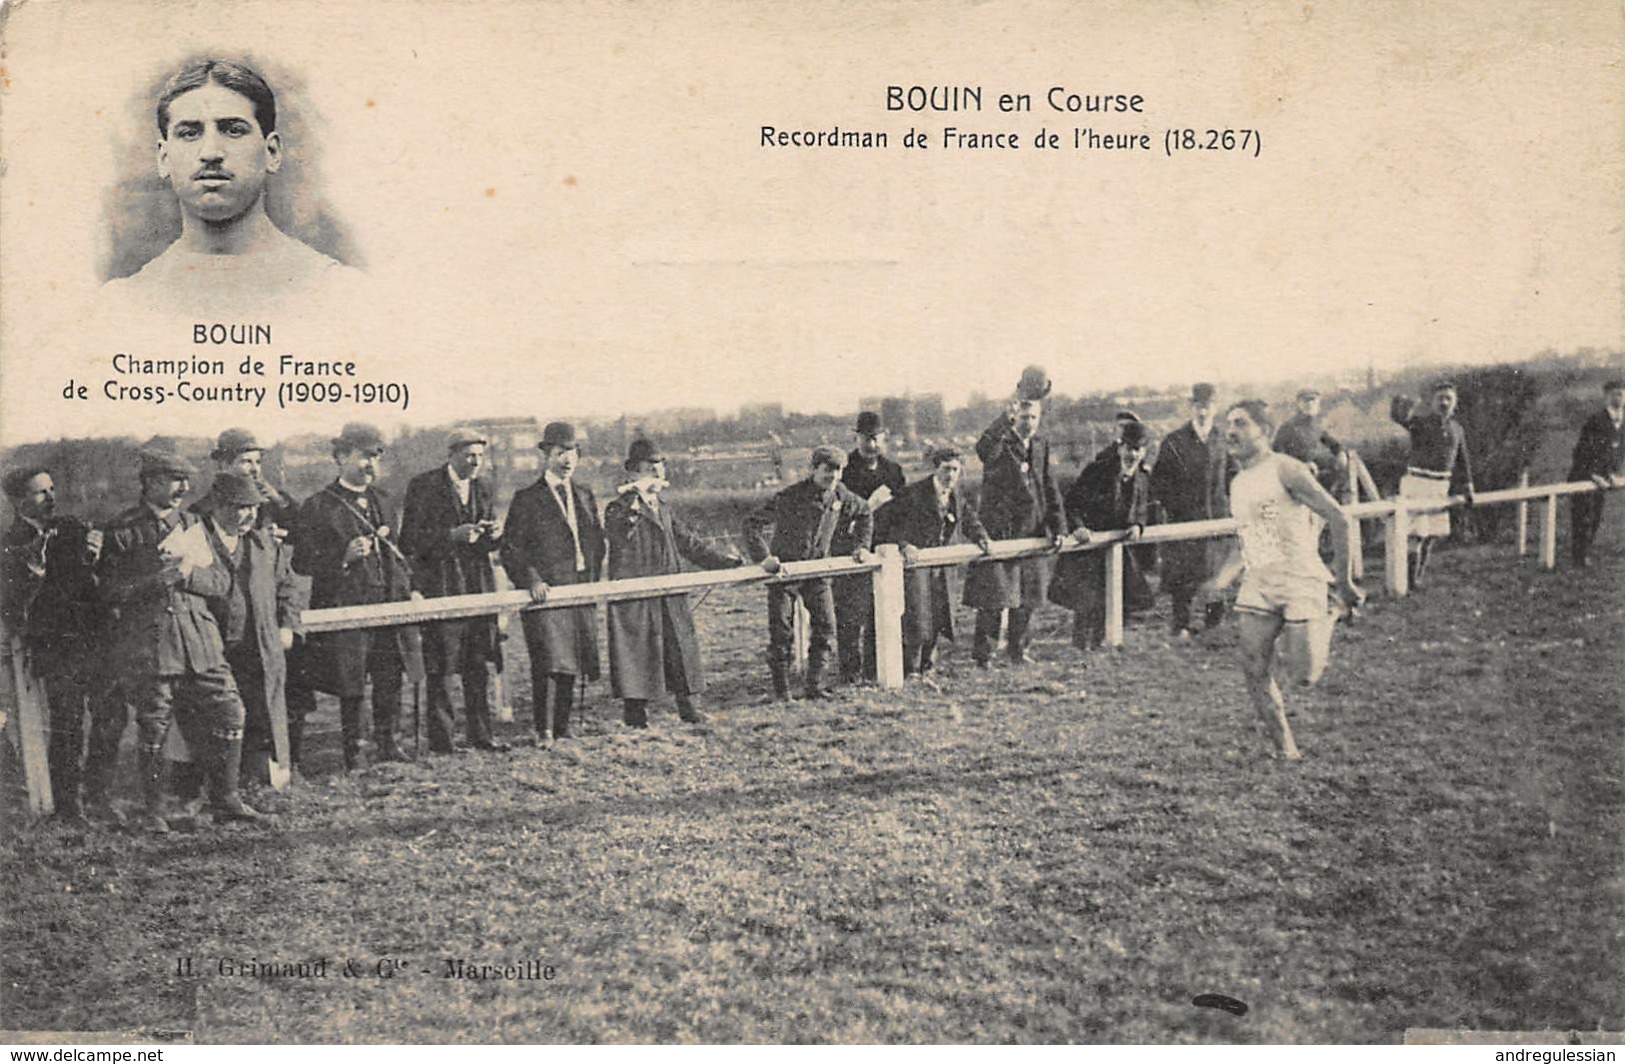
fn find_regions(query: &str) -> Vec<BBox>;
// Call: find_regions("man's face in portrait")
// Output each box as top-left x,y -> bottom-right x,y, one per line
810,461 -> 842,492
544,445 -> 579,481
1432,387 -> 1458,420
226,450 -> 264,479
1224,406 -> 1268,462
1605,387 -> 1624,418
14,473 -> 56,523
933,458 -> 963,493
337,448 -> 382,487
158,82 -> 282,225
451,444 -> 487,481
142,475 -> 190,512
1013,401 -> 1042,440
1298,396 -> 1321,418
857,431 -> 886,461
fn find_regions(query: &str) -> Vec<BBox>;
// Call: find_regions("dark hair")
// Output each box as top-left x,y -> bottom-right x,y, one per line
156,59 -> 277,138
1227,399 -> 1274,436
2,465 -> 50,500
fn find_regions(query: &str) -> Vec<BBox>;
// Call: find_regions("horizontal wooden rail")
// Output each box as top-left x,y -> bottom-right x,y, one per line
301,478 -> 1620,634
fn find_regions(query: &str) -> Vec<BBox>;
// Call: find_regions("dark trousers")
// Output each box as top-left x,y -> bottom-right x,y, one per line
1072,599 -> 1107,650
767,579 -> 836,668
339,636 -> 408,751
834,575 -> 876,682
1171,590 -> 1227,633
224,642 -> 273,784
425,619 -> 493,752
902,631 -> 939,676
132,666 -> 247,758
528,664 -> 577,739
1572,491 -> 1609,563
973,607 -> 1032,663
42,666 -> 93,812
82,682 -> 130,805
625,610 -> 696,725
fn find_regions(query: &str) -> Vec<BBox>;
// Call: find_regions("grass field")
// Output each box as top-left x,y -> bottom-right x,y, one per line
2,514 -> 1622,1043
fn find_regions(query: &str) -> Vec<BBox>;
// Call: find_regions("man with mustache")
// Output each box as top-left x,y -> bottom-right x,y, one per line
1390,381 -> 1476,589
102,59 -> 362,314
98,448 -> 263,830
2,466 -> 107,824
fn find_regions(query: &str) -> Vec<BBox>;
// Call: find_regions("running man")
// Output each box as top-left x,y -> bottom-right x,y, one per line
1200,400 -> 1364,760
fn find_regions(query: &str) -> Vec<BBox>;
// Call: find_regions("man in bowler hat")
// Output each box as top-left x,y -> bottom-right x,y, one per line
1569,379 -> 1625,568
962,366 -> 1069,666
1150,382 -> 1235,636
604,438 -> 746,728
833,411 -> 906,684
400,429 -> 509,754
291,423 -> 424,770
501,422 -> 605,743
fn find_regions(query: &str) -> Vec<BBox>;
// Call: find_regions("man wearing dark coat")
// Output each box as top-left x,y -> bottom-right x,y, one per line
1050,420 -> 1154,651
832,411 -> 907,684
2,466 -> 107,823
400,429 -> 508,754
744,446 -> 874,701
1390,382 -> 1476,589
886,447 -> 990,677
194,473 -> 302,796
1568,379 -> 1625,568
98,449 -> 261,831
1150,382 -> 1235,637
291,423 -> 424,770
962,380 -> 1067,667
604,438 -> 745,728
1272,389 -> 1346,494
501,421 -> 605,743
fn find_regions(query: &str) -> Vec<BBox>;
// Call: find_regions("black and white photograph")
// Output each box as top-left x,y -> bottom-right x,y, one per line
0,0 -> 1621,1048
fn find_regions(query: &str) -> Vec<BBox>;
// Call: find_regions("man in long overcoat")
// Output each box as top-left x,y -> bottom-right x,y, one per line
603,438 -> 745,728
1050,420 -> 1154,651
400,429 -> 508,753
292,423 -> 424,769
99,449 -> 260,830
195,473 -> 302,794
1569,379 -> 1625,568
832,411 -> 907,684
962,395 -> 1067,666
501,421 -> 605,742
886,446 -> 990,677
1150,382 -> 1234,636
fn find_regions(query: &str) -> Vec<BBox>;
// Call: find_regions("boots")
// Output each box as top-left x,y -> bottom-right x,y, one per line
676,695 -> 706,725
138,748 -> 170,834
623,699 -> 650,729
769,662 -> 792,702
286,713 -> 304,774
210,736 -> 265,823
803,652 -> 829,701
167,759 -> 208,827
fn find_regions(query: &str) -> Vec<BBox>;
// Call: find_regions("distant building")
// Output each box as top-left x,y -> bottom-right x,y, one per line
466,416 -> 543,476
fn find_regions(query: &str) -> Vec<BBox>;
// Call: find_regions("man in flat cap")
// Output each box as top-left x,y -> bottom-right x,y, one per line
1050,420 -> 1154,652
502,422 -> 605,743
1390,381 -> 1475,589
2,464 -> 107,823
291,423 -> 424,770
1567,379 -> 1625,569
832,412 -> 906,685
1151,382 -> 1236,637
189,472 -> 301,801
744,446 -> 874,700
604,438 -> 746,728
399,429 -> 508,754
102,58 -> 364,317
884,446 -> 990,679
963,382 -> 1068,667
1272,390 -> 1346,495
98,448 -> 263,830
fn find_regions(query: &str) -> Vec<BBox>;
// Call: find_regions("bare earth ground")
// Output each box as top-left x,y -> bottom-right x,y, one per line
2,526 -> 1621,1043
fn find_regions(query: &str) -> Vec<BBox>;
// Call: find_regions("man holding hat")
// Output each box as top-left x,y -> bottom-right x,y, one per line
502,422 -> 605,743
1050,420 -> 1154,652
833,411 -> 906,685
210,428 -> 298,534
604,438 -> 746,728
1150,382 -> 1236,637
192,472 -> 301,799
962,366 -> 1068,667
1390,382 -> 1476,589
292,423 -> 424,769
400,428 -> 508,754
1273,390 -> 1346,494
744,445 -> 874,700
98,447 -> 260,830
884,446 -> 990,677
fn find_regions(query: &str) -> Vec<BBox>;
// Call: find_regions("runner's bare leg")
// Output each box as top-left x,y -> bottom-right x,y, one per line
1237,611 -> 1302,760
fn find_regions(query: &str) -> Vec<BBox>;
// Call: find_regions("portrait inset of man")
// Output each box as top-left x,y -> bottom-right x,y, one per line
101,58 -> 365,317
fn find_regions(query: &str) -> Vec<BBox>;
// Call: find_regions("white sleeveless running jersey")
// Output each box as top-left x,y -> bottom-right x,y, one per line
1229,452 -> 1333,584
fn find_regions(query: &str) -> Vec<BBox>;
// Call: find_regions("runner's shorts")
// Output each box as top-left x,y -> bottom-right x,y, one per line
1399,470 -> 1452,539
1236,570 -> 1329,623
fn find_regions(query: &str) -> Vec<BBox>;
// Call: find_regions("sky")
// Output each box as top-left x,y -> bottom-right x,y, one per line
1,0 -> 1620,447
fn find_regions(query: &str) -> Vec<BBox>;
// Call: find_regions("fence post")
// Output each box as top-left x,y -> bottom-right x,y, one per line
1541,492 -> 1558,571
872,546 -> 906,689
1105,541 -> 1125,648
1344,449 -> 1364,580
1384,499 -> 1410,597
1516,470 -> 1530,556
793,599 -> 808,678
3,635 -> 54,816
